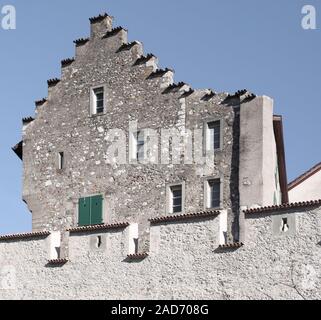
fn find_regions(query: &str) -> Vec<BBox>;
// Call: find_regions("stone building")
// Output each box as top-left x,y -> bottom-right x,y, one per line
12,13 -> 288,252
3,12 -> 321,301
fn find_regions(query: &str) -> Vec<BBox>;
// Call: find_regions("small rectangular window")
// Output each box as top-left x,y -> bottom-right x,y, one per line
58,152 -> 64,170
170,185 -> 182,214
207,179 -> 221,208
136,131 -> 145,161
207,121 -> 221,151
93,87 -> 104,114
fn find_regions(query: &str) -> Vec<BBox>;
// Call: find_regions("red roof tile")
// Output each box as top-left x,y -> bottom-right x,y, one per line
47,259 -> 68,266
149,210 -> 220,224
0,231 -> 50,241
127,253 -> 149,260
244,199 -> 321,215
219,243 -> 244,249
68,222 -> 130,234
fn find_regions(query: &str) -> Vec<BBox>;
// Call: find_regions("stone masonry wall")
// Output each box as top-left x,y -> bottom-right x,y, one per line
22,15 -> 240,248
1,205 -> 321,300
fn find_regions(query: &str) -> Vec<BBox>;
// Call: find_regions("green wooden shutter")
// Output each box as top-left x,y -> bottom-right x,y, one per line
90,195 -> 103,225
78,197 -> 91,226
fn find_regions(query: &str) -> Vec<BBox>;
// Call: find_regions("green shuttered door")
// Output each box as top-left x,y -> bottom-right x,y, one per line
79,197 -> 91,226
78,195 -> 103,226
90,195 -> 103,225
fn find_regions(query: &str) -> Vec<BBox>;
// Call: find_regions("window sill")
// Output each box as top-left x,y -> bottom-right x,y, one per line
89,112 -> 106,118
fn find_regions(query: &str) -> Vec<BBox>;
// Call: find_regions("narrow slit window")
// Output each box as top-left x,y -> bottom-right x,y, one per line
93,87 -> 104,114
170,185 -> 183,214
58,152 -> 64,170
208,179 -> 221,208
281,218 -> 289,233
136,131 -> 145,161
96,236 -> 102,248
207,121 -> 221,151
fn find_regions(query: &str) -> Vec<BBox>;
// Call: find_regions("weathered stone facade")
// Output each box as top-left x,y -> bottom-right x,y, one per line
1,202 -> 321,300
15,13 -> 284,252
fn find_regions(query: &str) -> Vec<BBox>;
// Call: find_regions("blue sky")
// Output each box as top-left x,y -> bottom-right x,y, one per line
0,0 -> 320,234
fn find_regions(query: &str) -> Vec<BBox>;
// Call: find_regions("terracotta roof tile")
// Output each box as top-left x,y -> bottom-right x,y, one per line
47,259 -> 68,266
47,78 -> 60,87
102,27 -> 127,39
0,231 -> 50,242
134,54 -> 156,65
163,82 -> 188,94
147,68 -> 174,79
127,253 -> 149,260
117,41 -> 140,52
219,243 -> 244,249
22,117 -> 34,124
35,98 -> 47,106
149,210 -> 220,224
180,88 -> 195,98
244,199 -> 321,215
61,58 -> 75,67
73,38 -> 89,46
68,222 -> 130,234
89,13 -> 109,24
288,162 -> 321,191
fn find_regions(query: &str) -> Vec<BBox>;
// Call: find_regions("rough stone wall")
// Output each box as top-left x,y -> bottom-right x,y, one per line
22,15 -> 239,246
1,206 -> 321,300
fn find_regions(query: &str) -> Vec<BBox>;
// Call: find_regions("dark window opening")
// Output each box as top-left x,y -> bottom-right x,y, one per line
136,131 -> 145,161
208,179 -> 220,208
96,236 -> 102,248
281,218 -> 289,233
58,152 -> 64,170
171,185 -> 182,213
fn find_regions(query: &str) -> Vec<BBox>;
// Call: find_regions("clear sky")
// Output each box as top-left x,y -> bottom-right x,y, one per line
0,0 -> 320,234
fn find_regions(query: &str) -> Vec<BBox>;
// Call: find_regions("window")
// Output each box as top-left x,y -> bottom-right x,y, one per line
92,87 -> 104,114
131,130 -> 145,161
281,218 -> 289,233
58,152 -> 64,170
136,131 -> 145,161
170,185 -> 183,214
78,195 -> 103,226
206,179 -> 221,209
206,121 -> 221,151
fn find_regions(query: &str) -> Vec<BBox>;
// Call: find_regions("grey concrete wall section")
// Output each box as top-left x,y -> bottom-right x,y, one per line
1,206 -> 321,300
239,96 -> 279,209
21,16 -> 241,245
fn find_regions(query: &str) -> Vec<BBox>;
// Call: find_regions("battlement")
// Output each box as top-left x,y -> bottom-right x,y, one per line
1,203 -> 321,299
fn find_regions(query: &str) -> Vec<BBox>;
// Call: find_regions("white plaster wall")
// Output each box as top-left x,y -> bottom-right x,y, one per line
289,170 -> 321,202
0,208 -> 321,300
239,96 -> 280,208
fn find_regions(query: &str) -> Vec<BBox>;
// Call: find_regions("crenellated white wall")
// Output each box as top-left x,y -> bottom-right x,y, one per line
0,207 -> 321,300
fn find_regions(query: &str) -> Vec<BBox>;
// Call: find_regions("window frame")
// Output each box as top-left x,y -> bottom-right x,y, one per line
130,130 -> 145,162
166,182 -> 186,215
90,85 -> 107,116
203,118 -> 223,155
75,193 -> 107,227
204,177 -> 223,210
